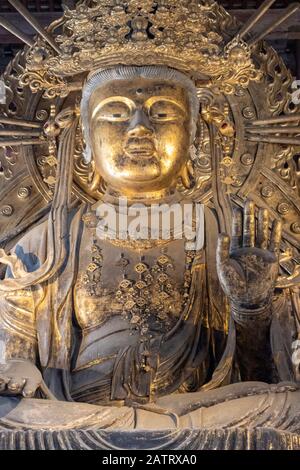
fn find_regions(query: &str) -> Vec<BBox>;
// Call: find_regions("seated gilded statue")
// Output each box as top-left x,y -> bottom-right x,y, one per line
0,0 -> 299,450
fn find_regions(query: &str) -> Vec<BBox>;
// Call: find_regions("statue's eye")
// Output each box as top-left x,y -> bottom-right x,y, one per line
97,101 -> 132,122
149,100 -> 185,122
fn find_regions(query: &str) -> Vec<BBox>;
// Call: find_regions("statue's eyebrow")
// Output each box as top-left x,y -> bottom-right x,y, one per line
143,96 -> 187,114
91,96 -> 136,118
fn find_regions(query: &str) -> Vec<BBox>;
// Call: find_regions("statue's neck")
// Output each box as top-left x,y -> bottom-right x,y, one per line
102,186 -> 180,206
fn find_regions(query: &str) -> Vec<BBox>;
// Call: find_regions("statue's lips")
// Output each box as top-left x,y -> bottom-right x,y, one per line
124,138 -> 156,159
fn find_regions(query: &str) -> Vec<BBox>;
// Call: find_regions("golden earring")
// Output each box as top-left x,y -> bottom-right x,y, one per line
180,161 -> 194,189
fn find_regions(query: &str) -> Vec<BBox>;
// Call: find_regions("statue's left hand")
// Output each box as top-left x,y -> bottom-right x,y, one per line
0,359 -> 43,398
217,201 -> 282,309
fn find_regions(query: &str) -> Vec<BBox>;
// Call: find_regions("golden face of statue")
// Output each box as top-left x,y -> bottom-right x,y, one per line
88,78 -> 192,197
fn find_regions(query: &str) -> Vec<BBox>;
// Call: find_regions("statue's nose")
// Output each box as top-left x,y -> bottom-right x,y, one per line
127,109 -> 153,137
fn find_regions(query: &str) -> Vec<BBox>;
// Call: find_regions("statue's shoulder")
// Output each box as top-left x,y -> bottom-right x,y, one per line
10,218 -> 49,271
11,204 -> 85,265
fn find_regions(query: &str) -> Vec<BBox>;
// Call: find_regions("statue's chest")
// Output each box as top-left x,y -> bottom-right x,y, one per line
71,222 -> 202,400
74,230 -> 195,336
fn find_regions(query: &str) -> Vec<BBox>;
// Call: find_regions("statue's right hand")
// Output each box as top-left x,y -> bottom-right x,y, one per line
0,359 -> 42,398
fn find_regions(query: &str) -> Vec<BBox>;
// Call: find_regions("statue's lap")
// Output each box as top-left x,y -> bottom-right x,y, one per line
1,384 -> 300,431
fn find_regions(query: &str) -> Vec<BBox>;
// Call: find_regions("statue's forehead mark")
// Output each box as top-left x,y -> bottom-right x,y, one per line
109,81 -> 184,97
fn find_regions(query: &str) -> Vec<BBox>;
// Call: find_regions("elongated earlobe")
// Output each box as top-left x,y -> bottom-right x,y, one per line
83,143 -> 92,163
90,172 -> 102,192
180,161 -> 194,189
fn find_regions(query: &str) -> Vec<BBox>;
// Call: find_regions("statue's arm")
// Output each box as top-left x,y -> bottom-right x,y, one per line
0,285 -> 45,397
231,301 -> 277,382
0,243 -> 40,397
217,201 -> 282,382
0,221 -> 49,364
0,288 -> 57,399
0,245 -> 38,363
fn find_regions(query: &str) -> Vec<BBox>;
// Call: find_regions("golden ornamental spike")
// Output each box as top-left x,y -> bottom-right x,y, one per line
245,135 -> 300,146
0,15 -> 34,47
0,130 -> 42,137
246,127 -> 300,135
0,117 -> 42,128
0,139 -> 46,148
245,113 -> 300,145
7,0 -> 61,54
235,0 -> 277,40
249,3 -> 300,47
247,115 -> 300,126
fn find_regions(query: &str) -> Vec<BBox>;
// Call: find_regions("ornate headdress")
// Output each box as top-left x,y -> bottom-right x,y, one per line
21,0 -> 260,98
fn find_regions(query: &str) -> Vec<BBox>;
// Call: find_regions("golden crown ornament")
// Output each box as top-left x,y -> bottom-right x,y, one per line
20,0 -> 261,98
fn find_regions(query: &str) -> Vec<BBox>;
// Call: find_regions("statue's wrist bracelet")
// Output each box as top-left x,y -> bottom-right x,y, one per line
231,299 -> 273,326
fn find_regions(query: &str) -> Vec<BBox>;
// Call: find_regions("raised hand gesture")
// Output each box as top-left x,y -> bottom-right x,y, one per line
217,201 -> 282,309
